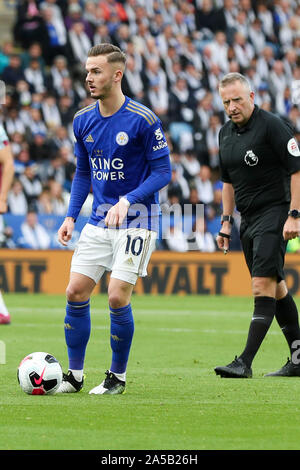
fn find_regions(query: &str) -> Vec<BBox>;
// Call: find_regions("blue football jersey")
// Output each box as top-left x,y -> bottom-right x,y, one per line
72,96 -> 170,230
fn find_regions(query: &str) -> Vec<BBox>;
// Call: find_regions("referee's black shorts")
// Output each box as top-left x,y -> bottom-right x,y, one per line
240,204 -> 289,282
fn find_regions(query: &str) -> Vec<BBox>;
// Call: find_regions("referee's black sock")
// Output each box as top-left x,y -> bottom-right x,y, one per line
239,296 -> 276,368
275,293 -> 300,358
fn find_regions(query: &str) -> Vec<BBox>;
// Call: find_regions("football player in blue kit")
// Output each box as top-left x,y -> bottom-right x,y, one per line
57,44 -> 171,394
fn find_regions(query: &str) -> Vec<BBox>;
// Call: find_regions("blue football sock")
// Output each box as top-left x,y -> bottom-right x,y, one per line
110,303 -> 134,375
64,299 -> 91,371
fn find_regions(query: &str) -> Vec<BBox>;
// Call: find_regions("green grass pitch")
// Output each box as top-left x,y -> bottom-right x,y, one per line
1,293 -> 300,450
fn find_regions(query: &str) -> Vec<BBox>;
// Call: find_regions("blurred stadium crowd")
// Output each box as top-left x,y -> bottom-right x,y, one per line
0,0 -> 300,252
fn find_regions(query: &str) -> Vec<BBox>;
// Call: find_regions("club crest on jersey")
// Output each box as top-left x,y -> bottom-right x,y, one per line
244,150 -> 258,166
116,131 -> 129,146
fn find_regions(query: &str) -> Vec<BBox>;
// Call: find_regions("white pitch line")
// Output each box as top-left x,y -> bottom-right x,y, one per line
10,307 -> 250,317
5,322 -> 282,335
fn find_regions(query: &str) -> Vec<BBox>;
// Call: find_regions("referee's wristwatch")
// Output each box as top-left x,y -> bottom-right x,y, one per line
288,209 -> 300,219
221,215 -> 234,224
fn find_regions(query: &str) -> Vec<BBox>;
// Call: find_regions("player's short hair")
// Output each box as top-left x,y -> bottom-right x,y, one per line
87,43 -> 126,66
219,72 -> 251,91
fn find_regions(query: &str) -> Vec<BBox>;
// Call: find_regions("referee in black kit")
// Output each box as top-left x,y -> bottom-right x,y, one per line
214,72 -> 300,378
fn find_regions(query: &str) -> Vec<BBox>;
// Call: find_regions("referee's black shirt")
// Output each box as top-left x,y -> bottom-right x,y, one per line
218,105 -> 300,216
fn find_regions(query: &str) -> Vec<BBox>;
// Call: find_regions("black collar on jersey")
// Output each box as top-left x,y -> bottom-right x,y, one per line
231,104 -> 259,134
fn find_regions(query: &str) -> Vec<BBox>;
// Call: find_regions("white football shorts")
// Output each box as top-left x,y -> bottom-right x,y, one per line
71,223 -> 157,285
0,124 -> 9,149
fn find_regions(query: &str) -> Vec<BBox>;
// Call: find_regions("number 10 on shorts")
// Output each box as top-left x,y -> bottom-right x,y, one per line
125,234 -> 144,256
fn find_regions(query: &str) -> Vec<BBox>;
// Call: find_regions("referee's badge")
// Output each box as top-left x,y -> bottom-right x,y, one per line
116,131 -> 129,146
244,150 -> 258,166
287,138 -> 300,157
